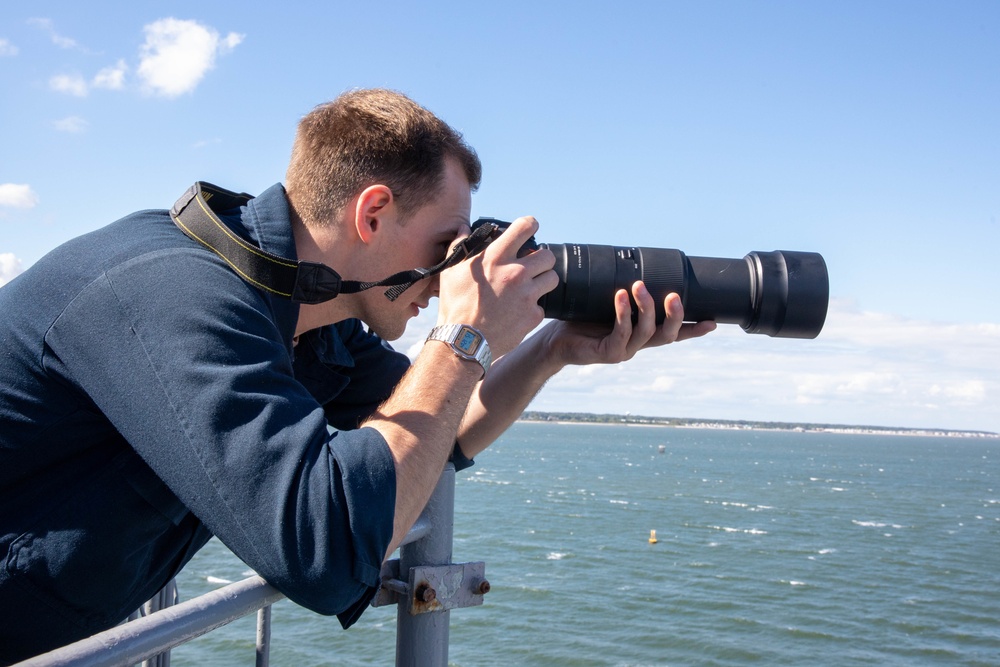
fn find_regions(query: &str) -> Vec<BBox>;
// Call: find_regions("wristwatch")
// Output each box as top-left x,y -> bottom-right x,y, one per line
426,324 -> 492,377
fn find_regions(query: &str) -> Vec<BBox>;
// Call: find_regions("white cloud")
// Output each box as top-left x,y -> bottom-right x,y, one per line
49,61 -> 127,97
521,300 -> 1000,433
0,254 -> 24,287
221,33 -> 244,51
929,380 -> 986,402
53,116 -> 89,133
27,18 -> 79,50
0,38 -> 17,56
137,18 -> 244,98
93,60 -> 127,90
50,73 -> 88,97
0,184 -> 39,209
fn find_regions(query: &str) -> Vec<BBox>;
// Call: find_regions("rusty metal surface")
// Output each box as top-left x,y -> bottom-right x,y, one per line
372,559 -> 488,615
408,562 -> 488,615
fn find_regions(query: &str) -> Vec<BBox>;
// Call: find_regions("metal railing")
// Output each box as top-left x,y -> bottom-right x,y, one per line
16,464 -> 486,667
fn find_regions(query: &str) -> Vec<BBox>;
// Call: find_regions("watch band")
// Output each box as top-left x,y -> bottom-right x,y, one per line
426,324 -> 492,377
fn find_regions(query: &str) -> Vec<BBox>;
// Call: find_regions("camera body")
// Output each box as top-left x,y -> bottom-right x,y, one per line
471,218 -> 829,339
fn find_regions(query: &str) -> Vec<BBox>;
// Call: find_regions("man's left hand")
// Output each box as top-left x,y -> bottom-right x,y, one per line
537,281 -> 717,367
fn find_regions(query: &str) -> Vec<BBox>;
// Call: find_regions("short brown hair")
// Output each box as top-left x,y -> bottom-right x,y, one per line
285,89 -> 481,227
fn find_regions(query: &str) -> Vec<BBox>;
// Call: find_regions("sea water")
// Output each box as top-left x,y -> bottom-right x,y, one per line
171,423 -> 1000,666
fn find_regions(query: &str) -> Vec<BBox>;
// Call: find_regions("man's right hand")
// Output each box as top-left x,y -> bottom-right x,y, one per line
436,216 -> 558,359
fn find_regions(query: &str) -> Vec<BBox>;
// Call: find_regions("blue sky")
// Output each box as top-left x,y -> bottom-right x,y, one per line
2,1 -> 998,432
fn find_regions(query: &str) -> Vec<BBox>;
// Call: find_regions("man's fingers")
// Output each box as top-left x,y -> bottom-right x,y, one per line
487,216 -> 540,259
662,292 -> 717,343
627,282 -> 657,357
676,320 -> 717,342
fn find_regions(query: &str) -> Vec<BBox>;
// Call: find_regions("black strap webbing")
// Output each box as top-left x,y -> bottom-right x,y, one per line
170,182 -> 499,304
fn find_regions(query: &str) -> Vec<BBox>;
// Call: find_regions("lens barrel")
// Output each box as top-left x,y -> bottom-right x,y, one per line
538,243 -> 829,339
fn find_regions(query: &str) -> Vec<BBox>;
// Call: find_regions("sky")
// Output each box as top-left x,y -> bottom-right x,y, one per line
1,1 -> 998,433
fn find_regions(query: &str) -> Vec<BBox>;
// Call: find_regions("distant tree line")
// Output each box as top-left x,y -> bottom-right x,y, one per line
517,411 -> 998,438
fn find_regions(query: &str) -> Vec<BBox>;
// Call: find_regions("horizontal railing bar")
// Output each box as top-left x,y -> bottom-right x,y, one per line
15,576 -> 284,667
401,516 -> 432,545
15,518 -> 435,667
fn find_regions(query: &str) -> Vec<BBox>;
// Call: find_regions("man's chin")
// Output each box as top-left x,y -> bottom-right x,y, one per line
362,319 -> 405,342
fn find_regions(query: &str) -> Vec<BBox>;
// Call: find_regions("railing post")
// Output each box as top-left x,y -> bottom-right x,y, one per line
255,605 -> 272,667
138,578 -> 177,667
395,464 -> 455,667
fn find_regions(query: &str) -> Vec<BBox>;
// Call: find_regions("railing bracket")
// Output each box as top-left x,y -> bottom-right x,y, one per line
372,559 -> 488,615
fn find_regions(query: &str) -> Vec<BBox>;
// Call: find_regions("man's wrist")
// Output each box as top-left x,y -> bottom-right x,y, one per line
425,324 -> 492,377
533,321 -> 574,372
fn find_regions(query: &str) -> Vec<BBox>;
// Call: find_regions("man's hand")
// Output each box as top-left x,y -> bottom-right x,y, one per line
436,216 -> 558,359
537,281 -> 717,368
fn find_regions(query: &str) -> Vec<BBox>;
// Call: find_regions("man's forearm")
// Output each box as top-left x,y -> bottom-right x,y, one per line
364,343 -> 483,558
457,329 -> 565,459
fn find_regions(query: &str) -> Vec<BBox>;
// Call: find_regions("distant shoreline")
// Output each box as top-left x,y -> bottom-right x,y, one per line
517,411 -> 999,439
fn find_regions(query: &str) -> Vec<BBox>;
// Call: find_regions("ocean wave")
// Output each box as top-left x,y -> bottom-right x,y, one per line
468,476 -> 512,485
852,520 -> 905,529
708,525 -> 768,535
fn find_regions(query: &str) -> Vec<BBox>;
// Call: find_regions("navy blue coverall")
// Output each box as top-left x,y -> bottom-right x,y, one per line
0,184 -> 470,663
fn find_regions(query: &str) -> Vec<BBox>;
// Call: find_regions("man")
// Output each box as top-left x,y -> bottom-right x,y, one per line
0,89 -> 714,663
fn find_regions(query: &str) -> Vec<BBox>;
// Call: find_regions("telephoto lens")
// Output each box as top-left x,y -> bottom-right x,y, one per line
539,244 -> 829,338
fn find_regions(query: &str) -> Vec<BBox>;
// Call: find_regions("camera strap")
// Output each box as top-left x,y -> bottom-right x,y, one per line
170,182 -> 499,304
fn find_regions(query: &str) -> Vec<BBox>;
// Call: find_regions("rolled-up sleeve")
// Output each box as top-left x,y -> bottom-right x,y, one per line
42,247 -> 395,622
310,321 -> 476,473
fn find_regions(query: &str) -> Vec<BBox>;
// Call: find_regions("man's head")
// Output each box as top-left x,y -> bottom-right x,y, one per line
285,88 -> 482,228
287,89 -> 481,341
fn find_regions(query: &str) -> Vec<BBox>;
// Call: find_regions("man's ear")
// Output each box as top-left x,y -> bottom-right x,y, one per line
354,184 -> 394,244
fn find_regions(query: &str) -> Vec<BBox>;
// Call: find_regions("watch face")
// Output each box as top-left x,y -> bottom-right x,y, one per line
456,326 -> 483,355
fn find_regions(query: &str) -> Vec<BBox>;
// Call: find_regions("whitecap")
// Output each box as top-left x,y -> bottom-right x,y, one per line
709,525 -> 767,535
546,552 -> 567,560
206,576 -> 233,585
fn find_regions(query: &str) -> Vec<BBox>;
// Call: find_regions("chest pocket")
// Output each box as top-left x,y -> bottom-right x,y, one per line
4,451 -> 205,633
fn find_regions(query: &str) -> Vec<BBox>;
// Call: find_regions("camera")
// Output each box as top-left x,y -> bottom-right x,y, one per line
471,218 -> 829,339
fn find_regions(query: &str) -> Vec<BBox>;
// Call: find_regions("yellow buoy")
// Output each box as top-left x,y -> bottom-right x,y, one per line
648,529 -> 658,544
